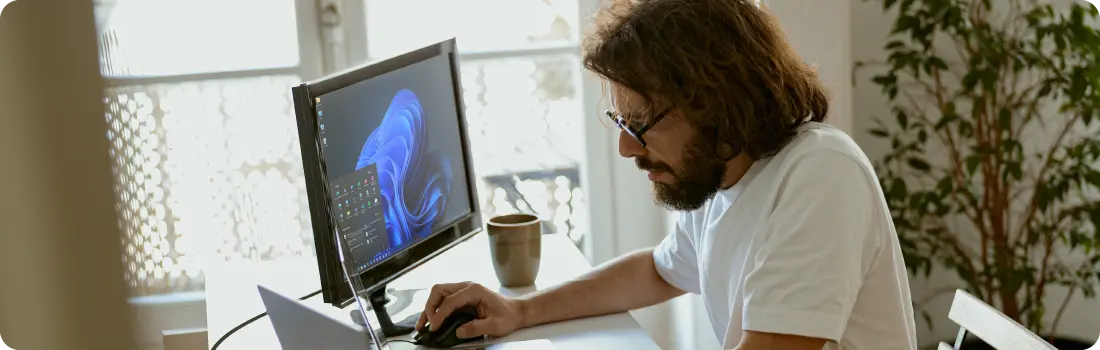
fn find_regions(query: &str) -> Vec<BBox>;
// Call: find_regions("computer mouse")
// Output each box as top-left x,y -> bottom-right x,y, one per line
413,305 -> 483,348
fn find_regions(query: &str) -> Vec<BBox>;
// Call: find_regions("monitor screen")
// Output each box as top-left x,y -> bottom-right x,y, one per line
313,54 -> 473,275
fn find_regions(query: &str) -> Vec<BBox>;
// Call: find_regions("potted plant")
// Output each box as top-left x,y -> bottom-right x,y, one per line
856,0 -> 1100,348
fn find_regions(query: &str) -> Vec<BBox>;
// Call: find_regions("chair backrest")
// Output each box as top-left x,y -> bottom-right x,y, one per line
942,289 -> 1056,350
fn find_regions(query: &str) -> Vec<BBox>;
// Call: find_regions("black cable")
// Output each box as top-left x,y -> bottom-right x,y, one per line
385,339 -> 420,346
210,289 -> 323,350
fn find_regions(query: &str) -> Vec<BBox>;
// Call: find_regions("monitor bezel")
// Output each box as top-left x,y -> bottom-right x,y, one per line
291,38 -> 483,308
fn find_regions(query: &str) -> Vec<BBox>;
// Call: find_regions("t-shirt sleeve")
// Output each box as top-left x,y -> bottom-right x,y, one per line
740,150 -> 882,342
652,214 -> 701,294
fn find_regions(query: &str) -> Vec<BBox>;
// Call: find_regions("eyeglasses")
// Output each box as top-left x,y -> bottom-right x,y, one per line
605,108 -> 670,147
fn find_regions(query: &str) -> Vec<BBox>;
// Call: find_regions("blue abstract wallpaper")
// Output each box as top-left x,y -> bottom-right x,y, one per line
355,89 -> 454,248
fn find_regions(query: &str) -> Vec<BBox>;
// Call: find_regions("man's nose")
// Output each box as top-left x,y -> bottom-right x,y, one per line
617,130 -> 645,158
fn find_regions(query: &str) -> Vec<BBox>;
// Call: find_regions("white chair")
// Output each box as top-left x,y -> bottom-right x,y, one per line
938,289 -> 1056,350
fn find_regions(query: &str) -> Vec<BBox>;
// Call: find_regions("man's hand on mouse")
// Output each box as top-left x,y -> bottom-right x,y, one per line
416,281 -> 525,339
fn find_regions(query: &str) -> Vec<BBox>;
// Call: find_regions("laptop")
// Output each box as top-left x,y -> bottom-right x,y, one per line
258,285 -> 555,350
258,284 -> 374,349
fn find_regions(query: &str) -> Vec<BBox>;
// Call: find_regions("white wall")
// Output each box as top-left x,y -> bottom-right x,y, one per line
767,0 -> 854,134
0,1 -> 138,349
849,0 -> 1100,346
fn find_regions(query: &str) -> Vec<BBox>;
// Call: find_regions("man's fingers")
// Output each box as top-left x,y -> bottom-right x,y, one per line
415,311 -> 428,330
428,286 -> 478,331
456,319 -> 494,339
419,283 -> 466,329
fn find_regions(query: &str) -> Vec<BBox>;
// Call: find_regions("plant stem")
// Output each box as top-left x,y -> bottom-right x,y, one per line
1015,115 -> 1081,247
1048,277 -> 1077,339
915,285 -> 964,307
1035,228 -> 1054,325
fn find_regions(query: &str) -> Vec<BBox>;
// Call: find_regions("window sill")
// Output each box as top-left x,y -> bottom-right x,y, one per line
129,291 -> 206,305
129,292 -> 208,350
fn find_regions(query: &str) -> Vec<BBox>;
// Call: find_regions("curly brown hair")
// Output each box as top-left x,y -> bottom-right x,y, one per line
582,0 -> 830,160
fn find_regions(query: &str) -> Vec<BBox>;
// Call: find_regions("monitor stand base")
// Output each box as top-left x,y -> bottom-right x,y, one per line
349,286 -> 419,337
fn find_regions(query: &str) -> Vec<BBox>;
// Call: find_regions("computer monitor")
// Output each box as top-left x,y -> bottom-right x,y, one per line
290,38 -> 483,335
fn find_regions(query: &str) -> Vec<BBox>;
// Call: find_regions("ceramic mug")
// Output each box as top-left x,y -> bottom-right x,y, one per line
487,213 -> 542,287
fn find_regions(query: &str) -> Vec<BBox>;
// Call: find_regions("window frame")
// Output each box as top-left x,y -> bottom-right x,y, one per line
107,0 -> 618,348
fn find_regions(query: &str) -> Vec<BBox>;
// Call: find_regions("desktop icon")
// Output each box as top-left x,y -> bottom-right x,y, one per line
374,198 -> 378,203
323,138 -> 327,145
318,111 -> 323,116
315,97 -> 320,103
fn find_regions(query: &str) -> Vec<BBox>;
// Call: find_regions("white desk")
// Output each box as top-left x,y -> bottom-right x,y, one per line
204,232 -> 659,350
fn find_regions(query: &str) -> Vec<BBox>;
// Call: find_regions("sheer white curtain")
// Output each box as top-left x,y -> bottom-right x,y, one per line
96,0 -> 319,301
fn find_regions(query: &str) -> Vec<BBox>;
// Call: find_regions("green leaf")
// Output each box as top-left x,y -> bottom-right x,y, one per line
962,71 -> 980,91
870,128 -> 890,138
981,69 -> 997,92
937,176 -> 954,194
1007,161 -> 1023,181
873,74 -> 898,86
945,101 -> 957,116
999,108 -> 1012,129
1085,169 -> 1100,187
928,56 -> 948,70
890,179 -> 910,198
966,155 -> 981,175
897,110 -> 910,129
907,157 -> 932,172
1069,71 -> 1087,99
957,119 -> 974,137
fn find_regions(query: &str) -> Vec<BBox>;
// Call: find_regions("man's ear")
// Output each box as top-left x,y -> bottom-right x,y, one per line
702,126 -> 739,161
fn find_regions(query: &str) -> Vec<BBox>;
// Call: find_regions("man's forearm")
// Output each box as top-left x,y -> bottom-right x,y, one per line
515,248 -> 685,328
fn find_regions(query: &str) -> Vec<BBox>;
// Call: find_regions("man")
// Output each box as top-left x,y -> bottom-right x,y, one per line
416,0 -> 918,349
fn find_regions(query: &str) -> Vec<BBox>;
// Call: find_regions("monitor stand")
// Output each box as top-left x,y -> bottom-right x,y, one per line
349,285 -> 420,337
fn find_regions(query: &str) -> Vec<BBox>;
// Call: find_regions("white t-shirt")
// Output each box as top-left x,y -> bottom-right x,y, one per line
653,122 -> 918,349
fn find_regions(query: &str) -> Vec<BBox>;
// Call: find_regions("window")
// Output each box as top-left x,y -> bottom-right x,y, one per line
96,0 -> 599,300
96,0 -> 319,300
357,0 -> 593,246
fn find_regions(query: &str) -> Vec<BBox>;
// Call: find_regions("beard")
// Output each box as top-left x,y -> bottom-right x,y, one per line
635,137 -> 727,211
